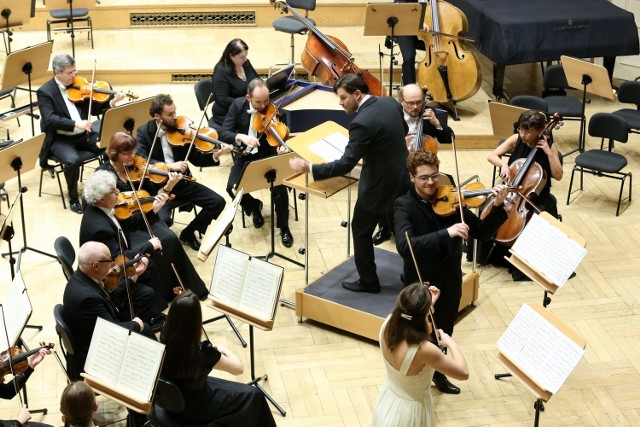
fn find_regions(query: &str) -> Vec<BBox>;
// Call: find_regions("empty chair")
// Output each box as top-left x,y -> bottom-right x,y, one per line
509,95 -> 549,113
612,79 -> 640,135
272,0 -> 316,66
566,113 -> 632,216
46,7 -> 94,49
194,79 -> 215,123
54,236 -> 76,280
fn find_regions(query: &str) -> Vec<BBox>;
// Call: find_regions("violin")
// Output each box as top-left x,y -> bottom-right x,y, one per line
166,116 -> 243,154
114,190 -> 175,220
433,182 -> 495,216
67,76 -> 138,103
253,103 -> 292,150
271,1 -> 386,96
0,342 -> 54,380
104,254 -> 146,291
417,0 -> 481,103
126,155 -> 196,185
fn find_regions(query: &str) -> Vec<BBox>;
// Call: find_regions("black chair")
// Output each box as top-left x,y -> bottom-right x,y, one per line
148,378 -> 215,427
612,80 -> 640,135
53,304 -> 82,381
54,236 -> 75,280
0,87 -> 20,126
194,79 -> 215,123
542,64 -> 587,153
46,7 -> 94,49
566,113 -> 632,216
272,0 -> 316,67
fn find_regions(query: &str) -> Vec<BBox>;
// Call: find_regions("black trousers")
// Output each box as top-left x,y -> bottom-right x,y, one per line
48,132 -> 100,201
397,35 -> 421,85
111,280 -> 156,324
158,179 -> 226,234
352,201 -> 381,285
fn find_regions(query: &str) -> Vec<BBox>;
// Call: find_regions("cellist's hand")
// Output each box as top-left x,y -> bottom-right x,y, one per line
169,161 -> 189,174
447,223 -> 469,240
491,184 -> 508,207
152,191 -> 170,212
536,135 -> 551,155
499,163 -> 511,182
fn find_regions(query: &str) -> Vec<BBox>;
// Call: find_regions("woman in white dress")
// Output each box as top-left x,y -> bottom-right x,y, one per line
372,283 -> 469,426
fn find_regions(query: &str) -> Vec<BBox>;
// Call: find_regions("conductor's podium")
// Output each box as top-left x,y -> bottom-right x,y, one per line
295,248 -> 479,341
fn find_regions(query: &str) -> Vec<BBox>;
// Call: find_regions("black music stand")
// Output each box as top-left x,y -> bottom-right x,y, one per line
0,134 -> 57,267
560,55 -> 616,155
0,1 -> 31,54
98,97 -> 154,146
236,152 -> 304,268
364,2 -> 426,94
1,192 -> 21,280
1,42 -> 53,136
46,0 -> 95,58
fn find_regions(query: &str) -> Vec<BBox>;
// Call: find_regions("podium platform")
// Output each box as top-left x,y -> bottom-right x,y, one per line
295,248 -> 479,341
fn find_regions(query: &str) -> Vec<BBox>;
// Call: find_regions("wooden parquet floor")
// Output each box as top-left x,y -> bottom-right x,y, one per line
1,10 -> 640,427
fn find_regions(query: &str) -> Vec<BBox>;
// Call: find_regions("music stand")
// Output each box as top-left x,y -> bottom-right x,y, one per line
1,192 -> 21,280
0,0 -> 31,54
236,152 -> 304,268
46,0 -> 96,58
0,134 -> 57,267
1,42 -> 53,136
98,97 -> 154,147
560,55 -> 616,155
364,2 -> 426,94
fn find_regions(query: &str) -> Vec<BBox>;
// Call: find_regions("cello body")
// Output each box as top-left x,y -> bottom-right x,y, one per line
417,0 -> 481,103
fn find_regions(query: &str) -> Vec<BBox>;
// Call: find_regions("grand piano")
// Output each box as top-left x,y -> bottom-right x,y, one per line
447,0 -> 639,97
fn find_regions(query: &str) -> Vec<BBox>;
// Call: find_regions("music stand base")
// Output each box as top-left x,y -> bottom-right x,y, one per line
262,250 -> 304,269
202,314 -> 247,347
247,325 -> 286,416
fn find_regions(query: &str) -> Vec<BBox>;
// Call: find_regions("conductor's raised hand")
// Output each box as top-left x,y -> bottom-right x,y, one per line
447,222 -> 469,240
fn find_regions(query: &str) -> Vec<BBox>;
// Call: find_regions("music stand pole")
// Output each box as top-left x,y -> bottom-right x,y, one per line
67,0 -> 77,58
1,8 -> 13,54
247,325 -> 286,416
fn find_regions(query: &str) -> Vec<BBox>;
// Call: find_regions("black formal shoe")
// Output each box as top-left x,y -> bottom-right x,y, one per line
341,279 -> 381,294
372,227 -> 391,246
150,313 -> 166,332
180,230 -> 201,251
251,200 -> 264,228
433,376 -> 460,394
69,200 -> 83,214
280,226 -> 294,248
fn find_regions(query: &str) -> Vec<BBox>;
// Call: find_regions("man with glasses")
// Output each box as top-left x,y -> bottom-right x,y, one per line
394,150 -> 508,394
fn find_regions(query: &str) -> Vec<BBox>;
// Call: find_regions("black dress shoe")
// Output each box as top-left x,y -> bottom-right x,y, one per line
150,313 -> 166,332
341,279 -> 381,294
69,200 -> 83,214
433,376 -> 460,394
372,227 -> 391,246
251,200 -> 264,228
179,230 -> 201,251
280,226 -> 294,248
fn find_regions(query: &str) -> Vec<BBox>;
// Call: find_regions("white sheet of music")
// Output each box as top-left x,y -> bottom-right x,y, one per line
210,245 -> 250,306
511,214 -> 587,287
85,318 -> 129,385
497,304 -> 585,394
308,131 -> 348,162
116,331 -> 165,401
240,257 -> 283,321
0,271 -> 32,351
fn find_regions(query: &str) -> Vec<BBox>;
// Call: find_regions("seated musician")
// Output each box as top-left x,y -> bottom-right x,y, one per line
218,78 -> 294,248
394,150 -> 508,394
37,54 -> 125,214
374,83 -> 454,246
211,39 -> 258,128
160,290 -> 276,426
93,132 -> 209,312
482,109 -> 563,280
135,94 -> 230,251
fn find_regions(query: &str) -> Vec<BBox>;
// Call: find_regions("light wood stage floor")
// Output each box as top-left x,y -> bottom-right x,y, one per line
1,2 -> 640,426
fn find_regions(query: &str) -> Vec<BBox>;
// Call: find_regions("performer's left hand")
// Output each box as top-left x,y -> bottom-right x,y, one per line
491,184 -> 508,207
428,285 -> 440,306
277,145 -> 290,155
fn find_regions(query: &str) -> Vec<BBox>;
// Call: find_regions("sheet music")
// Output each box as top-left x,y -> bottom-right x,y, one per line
511,214 -> 587,287
498,304 -> 585,394
240,258 -> 283,321
308,131 -> 348,162
85,318 -> 128,385
116,332 -> 165,402
0,271 -> 32,351
210,245 -> 250,306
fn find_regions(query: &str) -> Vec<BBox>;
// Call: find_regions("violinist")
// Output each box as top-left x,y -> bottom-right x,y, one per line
218,78 -> 294,248
394,150 -> 507,394
373,83 -> 454,246
36,54 -> 126,214
136,94 -> 229,251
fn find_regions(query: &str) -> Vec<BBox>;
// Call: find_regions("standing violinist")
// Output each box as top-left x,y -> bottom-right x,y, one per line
136,94 -> 230,251
394,150 -> 508,394
218,78 -> 294,248
373,83 -> 453,246
37,54 -> 125,214
289,74 -> 408,293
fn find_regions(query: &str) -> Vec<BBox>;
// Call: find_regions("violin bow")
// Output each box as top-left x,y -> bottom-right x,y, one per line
137,118 -> 164,192
86,60 -> 97,142
123,167 -> 157,241
115,228 -> 136,319
449,129 -> 466,225
170,263 -> 211,342
403,232 -> 442,350
184,95 -> 213,161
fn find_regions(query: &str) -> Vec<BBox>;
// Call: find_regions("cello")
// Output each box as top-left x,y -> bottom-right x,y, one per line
417,0 -> 481,103
271,0 -> 386,96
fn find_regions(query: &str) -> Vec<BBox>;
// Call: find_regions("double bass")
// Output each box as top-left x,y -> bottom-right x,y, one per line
417,0 -> 481,103
271,0 -> 386,96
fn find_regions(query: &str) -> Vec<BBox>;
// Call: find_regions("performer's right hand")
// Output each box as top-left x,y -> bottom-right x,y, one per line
149,237 -> 162,251
75,120 -> 92,133
437,330 -> 453,349
17,406 -> 31,424
447,223 -> 469,240
133,317 -> 144,332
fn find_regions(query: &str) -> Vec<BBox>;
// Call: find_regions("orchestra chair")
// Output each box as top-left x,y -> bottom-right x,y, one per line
271,0 -> 316,69
0,87 -> 20,126
612,80 -> 640,136
566,112 -> 632,216
194,78 -> 214,123
542,64 -> 587,152
54,236 -> 76,280
53,304 -> 82,382
46,7 -> 94,49
148,378 -> 215,427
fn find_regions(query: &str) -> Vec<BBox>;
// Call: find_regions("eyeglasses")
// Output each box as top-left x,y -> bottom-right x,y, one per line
414,172 -> 444,183
94,256 -> 116,265
518,128 -> 538,136
402,100 -> 423,108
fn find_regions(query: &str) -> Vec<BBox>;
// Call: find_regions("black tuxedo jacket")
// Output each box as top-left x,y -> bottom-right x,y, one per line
218,97 -> 277,159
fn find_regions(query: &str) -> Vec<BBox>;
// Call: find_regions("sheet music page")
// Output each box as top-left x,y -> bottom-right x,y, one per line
511,214 -> 587,287
210,245 -> 250,306
0,271 -> 32,351
497,304 -> 585,394
84,318 -> 128,385
308,131 -> 348,162
239,257 -> 284,321
116,332 -> 165,402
